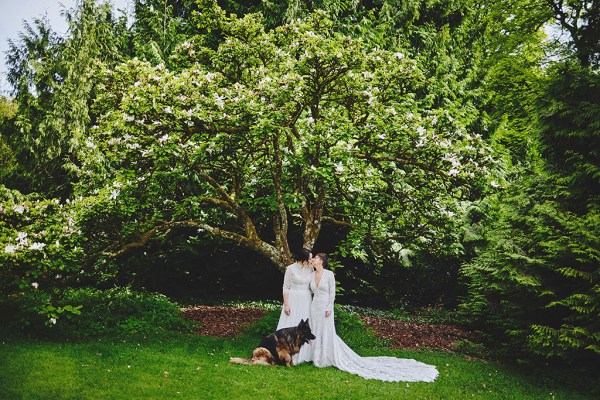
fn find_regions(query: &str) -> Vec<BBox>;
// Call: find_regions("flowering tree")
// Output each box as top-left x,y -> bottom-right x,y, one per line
0,186 -> 88,325
78,5 -> 491,271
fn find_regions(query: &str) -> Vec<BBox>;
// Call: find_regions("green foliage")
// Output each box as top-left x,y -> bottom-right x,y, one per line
243,308 -> 281,337
131,0 -> 198,66
4,0 -> 128,196
0,185 -> 89,329
52,287 -> 195,338
457,1 -> 600,366
81,3 -> 492,275
0,286 -> 194,338
459,178 -> 600,362
451,339 -> 491,359
334,305 -> 389,348
536,61 -> 600,207
0,97 -> 18,182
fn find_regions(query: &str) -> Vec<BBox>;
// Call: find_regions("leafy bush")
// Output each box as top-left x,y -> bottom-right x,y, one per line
452,339 -> 492,359
335,305 -> 388,348
1,287 -> 196,338
243,308 -> 281,337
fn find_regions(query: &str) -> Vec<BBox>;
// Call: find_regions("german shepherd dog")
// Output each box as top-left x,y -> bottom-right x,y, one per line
230,319 -> 315,366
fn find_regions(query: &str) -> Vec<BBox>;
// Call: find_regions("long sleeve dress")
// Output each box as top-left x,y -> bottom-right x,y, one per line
276,262 -> 313,364
310,269 -> 439,382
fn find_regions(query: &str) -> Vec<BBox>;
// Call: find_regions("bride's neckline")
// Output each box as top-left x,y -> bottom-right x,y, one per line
314,269 -> 324,287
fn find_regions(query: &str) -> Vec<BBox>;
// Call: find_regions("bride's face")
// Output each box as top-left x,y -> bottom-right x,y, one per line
312,256 -> 323,269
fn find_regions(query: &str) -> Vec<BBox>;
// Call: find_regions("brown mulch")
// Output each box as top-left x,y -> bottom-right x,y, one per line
181,305 -> 266,338
360,316 -> 475,351
182,305 -> 476,351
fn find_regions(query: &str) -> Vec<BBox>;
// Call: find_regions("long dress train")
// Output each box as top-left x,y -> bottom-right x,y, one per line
276,262 -> 313,364
310,269 -> 438,382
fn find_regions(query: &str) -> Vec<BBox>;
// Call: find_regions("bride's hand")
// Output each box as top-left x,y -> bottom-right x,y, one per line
284,305 -> 291,315
325,310 -> 331,317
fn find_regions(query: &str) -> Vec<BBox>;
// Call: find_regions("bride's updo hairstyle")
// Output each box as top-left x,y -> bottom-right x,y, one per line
315,253 -> 329,268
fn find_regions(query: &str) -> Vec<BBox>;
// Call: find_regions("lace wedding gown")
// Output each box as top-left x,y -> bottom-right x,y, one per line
276,262 -> 314,364
310,269 -> 439,382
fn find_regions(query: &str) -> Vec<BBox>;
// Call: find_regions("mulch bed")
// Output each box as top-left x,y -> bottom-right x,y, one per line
182,306 -> 474,350
360,316 -> 475,351
181,305 -> 266,338
182,305 -> 476,351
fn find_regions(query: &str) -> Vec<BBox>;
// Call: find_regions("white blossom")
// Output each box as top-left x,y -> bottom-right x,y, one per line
335,163 -> 344,173
440,140 -> 451,148
50,318 -> 57,325
29,242 -> 46,251
17,232 -> 28,246
4,244 -> 17,253
110,189 -> 120,200
32,282 -> 39,289
123,114 -> 135,122
158,134 -> 170,143
491,181 -> 502,188
214,93 -> 225,109
13,205 -> 25,214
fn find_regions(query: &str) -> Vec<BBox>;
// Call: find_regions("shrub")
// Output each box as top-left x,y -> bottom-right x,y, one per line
1,287 -> 196,338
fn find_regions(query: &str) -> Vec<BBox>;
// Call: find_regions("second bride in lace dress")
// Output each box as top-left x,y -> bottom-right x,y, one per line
309,253 -> 439,382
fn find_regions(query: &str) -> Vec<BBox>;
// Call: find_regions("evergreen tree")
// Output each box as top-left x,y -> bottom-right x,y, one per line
4,0 -> 128,197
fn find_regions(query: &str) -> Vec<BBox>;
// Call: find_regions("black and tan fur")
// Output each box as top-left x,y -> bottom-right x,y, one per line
230,319 -> 315,366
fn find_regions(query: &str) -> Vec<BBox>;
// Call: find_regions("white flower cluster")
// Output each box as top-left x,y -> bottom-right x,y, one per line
4,231 -> 47,254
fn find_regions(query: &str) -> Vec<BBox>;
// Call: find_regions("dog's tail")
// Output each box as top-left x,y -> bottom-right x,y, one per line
229,357 -> 254,365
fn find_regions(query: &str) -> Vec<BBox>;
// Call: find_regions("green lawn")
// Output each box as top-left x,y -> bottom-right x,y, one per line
0,332 -> 595,400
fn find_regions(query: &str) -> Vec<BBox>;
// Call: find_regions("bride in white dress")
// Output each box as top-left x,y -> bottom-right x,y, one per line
309,253 -> 439,382
276,248 -> 314,364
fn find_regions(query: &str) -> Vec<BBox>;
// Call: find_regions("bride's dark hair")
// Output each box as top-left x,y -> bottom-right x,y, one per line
315,253 -> 329,268
294,248 -> 311,262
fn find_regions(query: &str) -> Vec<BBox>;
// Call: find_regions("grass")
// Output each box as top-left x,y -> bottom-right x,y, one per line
0,328 -> 596,400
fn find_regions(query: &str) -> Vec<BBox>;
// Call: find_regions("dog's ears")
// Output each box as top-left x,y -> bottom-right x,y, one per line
299,318 -> 308,325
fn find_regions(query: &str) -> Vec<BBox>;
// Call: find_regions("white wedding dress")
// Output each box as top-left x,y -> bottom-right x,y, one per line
276,262 -> 313,364
310,270 -> 439,382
